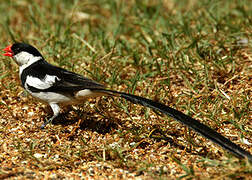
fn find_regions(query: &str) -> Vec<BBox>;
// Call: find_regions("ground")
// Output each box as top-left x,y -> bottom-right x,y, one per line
0,0 -> 251,179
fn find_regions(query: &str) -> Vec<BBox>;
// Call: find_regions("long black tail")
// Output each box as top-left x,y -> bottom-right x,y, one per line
92,88 -> 252,161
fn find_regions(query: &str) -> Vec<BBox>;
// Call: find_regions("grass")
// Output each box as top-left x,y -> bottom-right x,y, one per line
0,0 -> 251,179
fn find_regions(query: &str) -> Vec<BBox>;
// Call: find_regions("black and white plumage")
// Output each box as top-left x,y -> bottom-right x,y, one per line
3,43 -> 252,161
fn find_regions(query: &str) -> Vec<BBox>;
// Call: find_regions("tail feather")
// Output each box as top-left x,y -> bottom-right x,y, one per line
92,88 -> 252,161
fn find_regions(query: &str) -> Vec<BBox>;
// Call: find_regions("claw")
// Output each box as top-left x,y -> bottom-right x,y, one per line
41,103 -> 60,129
40,117 -> 54,129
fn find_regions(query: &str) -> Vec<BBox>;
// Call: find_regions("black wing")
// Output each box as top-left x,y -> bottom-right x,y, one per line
21,59 -> 105,93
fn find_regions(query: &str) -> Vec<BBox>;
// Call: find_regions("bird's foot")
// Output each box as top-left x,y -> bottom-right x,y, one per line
40,117 -> 54,129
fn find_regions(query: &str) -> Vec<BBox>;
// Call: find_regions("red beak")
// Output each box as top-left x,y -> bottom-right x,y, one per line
3,45 -> 13,57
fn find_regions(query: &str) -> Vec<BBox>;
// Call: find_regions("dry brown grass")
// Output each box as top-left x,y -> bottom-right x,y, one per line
0,0 -> 251,179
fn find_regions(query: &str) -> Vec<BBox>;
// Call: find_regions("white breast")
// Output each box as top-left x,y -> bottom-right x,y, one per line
28,91 -> 72,104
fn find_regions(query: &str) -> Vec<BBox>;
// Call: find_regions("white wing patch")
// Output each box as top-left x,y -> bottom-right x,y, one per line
25,75 -> 60,90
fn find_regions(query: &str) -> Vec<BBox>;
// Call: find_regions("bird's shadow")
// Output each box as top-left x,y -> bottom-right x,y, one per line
42,106 -> 119,134
41,105 -> 216,159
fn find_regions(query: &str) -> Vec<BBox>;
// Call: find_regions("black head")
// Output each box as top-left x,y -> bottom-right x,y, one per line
10,43 -> 42,57
3,43 -> 44,66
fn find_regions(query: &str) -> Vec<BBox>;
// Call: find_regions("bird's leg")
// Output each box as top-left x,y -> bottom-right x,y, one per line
41,103 -> 60,129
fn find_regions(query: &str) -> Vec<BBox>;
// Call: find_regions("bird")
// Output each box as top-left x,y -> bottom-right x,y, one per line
3,42 -> 252,161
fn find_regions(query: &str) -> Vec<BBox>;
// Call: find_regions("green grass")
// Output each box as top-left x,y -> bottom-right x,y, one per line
0,0 -> 251,179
